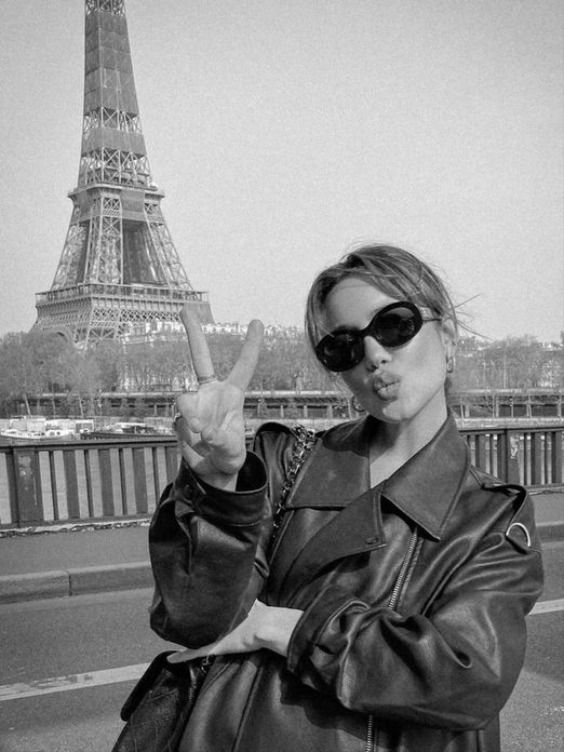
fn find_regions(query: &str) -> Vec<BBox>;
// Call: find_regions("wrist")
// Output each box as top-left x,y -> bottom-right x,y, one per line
180,457 -> 238,492
256,606 -> 303,657
198,472 -> 239,492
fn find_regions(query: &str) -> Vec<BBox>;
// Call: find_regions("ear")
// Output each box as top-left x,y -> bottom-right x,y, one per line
440,317 -> 457,360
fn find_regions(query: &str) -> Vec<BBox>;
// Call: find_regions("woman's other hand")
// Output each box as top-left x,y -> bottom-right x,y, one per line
167,600 -> 303,662
175,306 -> 264,490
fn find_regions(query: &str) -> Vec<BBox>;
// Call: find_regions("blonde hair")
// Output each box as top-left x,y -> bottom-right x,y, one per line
305,244 -> 458,364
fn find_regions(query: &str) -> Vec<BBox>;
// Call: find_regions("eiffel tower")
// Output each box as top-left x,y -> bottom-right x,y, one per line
35,0 -> 213,346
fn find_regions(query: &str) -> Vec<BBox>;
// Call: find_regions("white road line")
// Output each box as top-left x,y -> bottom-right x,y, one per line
1,600 -> 562,703
0,663 -> 147,702
530,598 -> 564,615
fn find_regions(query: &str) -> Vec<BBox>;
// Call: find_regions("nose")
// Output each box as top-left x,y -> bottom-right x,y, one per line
363,335 -> 391,369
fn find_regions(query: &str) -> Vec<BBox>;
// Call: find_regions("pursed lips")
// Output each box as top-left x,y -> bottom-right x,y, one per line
371,376 -> 401,400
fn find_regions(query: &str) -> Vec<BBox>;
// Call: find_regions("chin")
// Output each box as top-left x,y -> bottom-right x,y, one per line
366,402 -> 406,424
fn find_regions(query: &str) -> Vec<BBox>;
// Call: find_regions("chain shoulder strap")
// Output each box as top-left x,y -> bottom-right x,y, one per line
269,425 -> 316,551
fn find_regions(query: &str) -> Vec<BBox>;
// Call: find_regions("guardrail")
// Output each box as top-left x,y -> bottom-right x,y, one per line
0,425 -> 562,527
0,437 -> 179,528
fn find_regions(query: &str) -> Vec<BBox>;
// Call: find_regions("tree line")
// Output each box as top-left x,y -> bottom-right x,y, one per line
0,327 -> 562,418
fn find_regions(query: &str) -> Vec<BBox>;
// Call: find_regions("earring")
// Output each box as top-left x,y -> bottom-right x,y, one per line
351,396 -> 366,414
446,354 -> 455,374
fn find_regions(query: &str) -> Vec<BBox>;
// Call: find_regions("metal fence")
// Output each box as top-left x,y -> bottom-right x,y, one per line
463,426 -> 564,487
0,437 -> 179,528
0,425 -> 562,528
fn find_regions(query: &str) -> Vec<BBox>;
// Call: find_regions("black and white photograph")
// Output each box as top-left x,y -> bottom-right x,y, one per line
0,1 -> 562,750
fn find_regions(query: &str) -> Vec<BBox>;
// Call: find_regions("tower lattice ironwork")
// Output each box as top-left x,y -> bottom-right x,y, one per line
35,0 -> 213,346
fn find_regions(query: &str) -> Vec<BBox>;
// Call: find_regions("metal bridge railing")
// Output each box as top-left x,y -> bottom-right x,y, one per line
0,437 -> 178,528
0,426 -> 562,528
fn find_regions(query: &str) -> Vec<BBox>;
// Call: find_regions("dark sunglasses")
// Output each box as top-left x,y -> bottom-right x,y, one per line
315,301 -> 440,372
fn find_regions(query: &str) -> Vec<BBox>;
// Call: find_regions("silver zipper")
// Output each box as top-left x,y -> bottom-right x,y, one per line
388,528 -> 419,611
365,527 -> 420,752
365,713 -> 376,752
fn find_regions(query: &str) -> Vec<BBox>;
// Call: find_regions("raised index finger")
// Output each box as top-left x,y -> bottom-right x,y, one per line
179,305 -> 215,381
227,319 -> 264,390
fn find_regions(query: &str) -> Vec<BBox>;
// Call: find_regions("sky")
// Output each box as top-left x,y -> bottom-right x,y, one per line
0,0 -> 562,343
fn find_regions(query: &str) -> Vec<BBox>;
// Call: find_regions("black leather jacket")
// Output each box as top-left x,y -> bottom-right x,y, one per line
149,415 -> 543,752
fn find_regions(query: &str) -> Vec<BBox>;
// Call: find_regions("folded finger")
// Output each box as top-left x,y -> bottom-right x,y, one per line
180,440 -> 210,468
175,393 -> 202,433
167,646 -> 216,664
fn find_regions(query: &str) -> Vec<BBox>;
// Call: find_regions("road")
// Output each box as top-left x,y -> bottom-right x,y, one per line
0,589 -> 166,752
0,544 -> 563,752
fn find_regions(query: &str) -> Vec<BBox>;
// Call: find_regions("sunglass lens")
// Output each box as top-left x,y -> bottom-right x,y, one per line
375,307 -> 420,346
318,334 -> 362,372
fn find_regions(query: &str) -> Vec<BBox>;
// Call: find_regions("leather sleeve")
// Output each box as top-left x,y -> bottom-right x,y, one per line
148,423 -> 301,649
149,453 -> 268,648
286,491 -> 544,731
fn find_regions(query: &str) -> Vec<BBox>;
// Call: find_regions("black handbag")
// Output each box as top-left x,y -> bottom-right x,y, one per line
111,425 -> 316,752
111,651 -> 214,752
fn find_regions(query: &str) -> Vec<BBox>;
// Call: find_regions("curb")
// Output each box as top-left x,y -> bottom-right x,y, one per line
0,524 -> 562,605
0,570 -> 70,603
0,562 -> 153,604
538,521 -> 564,543
0,519 -> 151,539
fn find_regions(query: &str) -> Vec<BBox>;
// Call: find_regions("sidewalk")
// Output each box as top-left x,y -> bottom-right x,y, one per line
0,493 -> 562,604
0,523 -> 153,603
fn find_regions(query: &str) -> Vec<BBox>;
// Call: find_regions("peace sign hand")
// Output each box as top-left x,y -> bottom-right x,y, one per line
175,306 -> 264,490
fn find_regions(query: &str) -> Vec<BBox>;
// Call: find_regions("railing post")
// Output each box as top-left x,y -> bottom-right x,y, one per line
496,431 -> 508,480
506,431 -> 521,484
475,434 -> 487,471
132,447 -> 148,514
531,432 -> 543,485
63,449 -> 81,518
551,430 -> 562,485
10,447 -> 44,525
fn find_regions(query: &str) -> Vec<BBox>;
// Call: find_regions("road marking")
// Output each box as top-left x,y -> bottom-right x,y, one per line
0,663 -> 147,702
530,598 -> 564,614
0,600 -> 562,703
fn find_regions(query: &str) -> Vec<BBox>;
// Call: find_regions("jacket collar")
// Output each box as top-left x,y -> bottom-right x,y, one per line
289,412 -> 470,540
380,414 -> 470,539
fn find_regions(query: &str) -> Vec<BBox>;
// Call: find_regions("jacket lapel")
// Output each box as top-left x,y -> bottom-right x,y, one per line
279,487 -> 384,603
381,415 -> 470,539
275,414 -> 470,596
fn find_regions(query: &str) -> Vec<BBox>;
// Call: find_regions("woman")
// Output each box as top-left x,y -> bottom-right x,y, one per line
149,244 -> 543,752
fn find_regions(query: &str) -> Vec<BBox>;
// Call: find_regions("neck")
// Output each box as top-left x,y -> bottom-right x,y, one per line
369,403 -> 448,486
